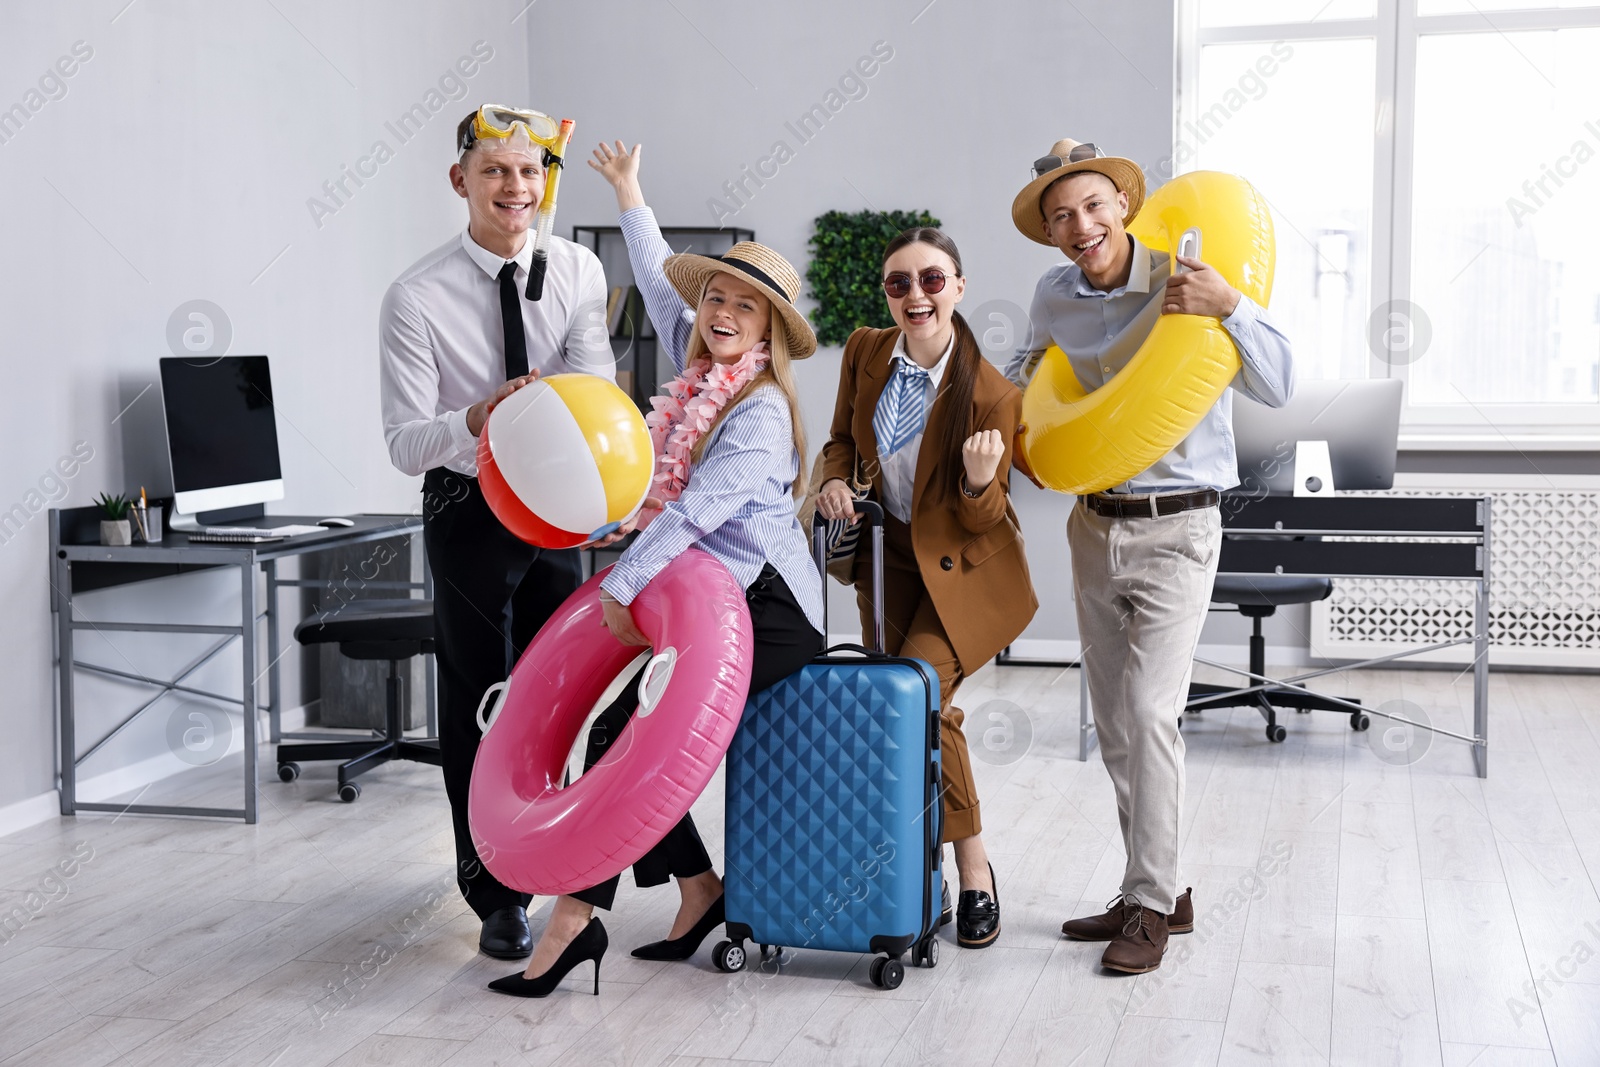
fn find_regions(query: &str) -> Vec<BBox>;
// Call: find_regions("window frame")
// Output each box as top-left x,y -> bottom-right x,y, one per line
1180,1 -> 1600,439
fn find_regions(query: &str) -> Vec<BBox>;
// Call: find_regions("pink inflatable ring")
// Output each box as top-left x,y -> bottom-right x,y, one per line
468,549 -> 753,896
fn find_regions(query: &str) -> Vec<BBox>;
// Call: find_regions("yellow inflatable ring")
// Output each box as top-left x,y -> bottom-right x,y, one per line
1018,170 -> 1275,495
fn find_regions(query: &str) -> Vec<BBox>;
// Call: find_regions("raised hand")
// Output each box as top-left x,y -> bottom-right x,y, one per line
587,140 -> 644,212
961,429 -> 1005,494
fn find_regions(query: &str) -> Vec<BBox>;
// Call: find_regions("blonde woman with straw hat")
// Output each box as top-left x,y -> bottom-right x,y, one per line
487,140 -> 825,998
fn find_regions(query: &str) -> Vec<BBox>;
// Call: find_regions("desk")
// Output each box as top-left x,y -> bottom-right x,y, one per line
1059,494 -> 1492,777
48,510 -> 430,823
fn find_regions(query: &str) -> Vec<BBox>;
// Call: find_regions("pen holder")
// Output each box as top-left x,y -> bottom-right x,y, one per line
134,505 -> 164,543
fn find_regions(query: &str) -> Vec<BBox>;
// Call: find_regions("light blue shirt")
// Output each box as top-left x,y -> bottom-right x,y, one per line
599,207 -> 824,634
877,332 -> 953,524
1005,235 -> 1294,493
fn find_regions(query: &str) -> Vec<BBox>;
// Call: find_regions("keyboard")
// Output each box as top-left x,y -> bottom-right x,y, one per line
187,524 -> 325,543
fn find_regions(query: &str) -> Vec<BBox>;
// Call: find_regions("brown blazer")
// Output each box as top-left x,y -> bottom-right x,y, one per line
818,326 -> 1038,674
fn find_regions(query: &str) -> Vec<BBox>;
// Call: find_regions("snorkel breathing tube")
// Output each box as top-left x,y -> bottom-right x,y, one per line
526,118 -> 574,301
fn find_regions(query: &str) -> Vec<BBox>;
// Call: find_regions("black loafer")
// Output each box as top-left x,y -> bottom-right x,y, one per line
479,905 -> 532,959
940,881 -> 953,927
956,864 -> 1000,948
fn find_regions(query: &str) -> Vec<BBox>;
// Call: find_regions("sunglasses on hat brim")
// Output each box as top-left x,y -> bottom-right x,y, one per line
1032,142 -> 1106,179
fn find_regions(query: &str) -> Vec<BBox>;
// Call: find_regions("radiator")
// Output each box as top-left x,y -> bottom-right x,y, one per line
1309,473 -> 1600,669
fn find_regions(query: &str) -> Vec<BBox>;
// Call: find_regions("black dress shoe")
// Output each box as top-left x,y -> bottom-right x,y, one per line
957,863 -> 1000,948
488,918 -> 607,998
940,880 -> 953,927
631,895 -> 725,961
479,905 -> 532,959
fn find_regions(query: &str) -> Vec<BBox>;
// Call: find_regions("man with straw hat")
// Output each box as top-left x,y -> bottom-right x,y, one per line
1005,138 -> 1293,975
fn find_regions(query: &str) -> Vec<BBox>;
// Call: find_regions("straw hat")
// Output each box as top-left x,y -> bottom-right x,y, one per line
1011,138 -> 1146,246
663,243 -> 818,359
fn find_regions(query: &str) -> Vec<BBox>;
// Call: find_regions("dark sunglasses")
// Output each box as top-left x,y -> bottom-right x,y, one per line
882,269 -> 957,300
1032,142 -> 1104,179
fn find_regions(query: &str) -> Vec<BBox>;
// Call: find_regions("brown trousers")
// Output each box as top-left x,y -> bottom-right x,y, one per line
856,514 -> 982,842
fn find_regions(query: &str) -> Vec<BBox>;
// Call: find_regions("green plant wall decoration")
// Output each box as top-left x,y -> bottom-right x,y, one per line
805,209 -> 941,347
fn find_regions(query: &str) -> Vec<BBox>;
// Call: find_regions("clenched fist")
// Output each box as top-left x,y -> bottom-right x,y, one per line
962,429 -> 1005,494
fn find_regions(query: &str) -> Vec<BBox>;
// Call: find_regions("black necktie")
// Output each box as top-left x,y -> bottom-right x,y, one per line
498,261 -> 529,380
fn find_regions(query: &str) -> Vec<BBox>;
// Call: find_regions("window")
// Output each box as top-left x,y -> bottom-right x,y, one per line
1181,0 -> 1600,431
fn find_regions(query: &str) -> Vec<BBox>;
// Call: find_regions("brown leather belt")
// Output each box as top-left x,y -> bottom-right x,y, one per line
1082,489 -> 1220,518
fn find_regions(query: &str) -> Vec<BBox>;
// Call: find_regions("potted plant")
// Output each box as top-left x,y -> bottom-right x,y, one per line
97,493 -> 133,546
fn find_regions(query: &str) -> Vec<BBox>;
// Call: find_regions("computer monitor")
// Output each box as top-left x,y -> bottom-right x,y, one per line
1233,378 -> 1403,493
160,355 -> 284,519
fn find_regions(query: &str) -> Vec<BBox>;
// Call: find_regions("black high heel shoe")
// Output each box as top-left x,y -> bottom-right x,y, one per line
631,894 -> 725,961
487,917 -> 607,998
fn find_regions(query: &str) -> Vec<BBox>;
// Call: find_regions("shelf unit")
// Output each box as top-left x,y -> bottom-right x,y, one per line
571,224 -> 755,413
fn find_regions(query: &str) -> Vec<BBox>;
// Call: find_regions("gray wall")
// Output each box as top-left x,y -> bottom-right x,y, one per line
526,0 -> 1178,651
0,1 -> 532,812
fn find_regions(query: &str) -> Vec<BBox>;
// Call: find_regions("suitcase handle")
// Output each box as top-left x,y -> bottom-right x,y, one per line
812,500 -> 886,654
820,642 -> 887,660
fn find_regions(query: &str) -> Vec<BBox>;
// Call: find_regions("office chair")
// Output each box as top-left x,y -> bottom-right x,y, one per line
276,599 -> 441,801
1186,574 -> 1371,743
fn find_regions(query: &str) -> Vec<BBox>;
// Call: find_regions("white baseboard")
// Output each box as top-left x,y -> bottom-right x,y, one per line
0,703 -> 312,840
0,791 -> 62,839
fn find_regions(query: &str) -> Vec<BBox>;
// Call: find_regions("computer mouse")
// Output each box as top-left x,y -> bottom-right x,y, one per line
316,517 -> 355,528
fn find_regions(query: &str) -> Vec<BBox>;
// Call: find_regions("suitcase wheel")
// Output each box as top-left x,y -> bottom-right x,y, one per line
870,956 -> 904,990
713,940 -> 747,973
759,943 -> 782,963
913,934 -> 939,968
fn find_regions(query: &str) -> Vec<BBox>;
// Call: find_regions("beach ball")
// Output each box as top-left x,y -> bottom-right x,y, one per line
477,374 -> 654,549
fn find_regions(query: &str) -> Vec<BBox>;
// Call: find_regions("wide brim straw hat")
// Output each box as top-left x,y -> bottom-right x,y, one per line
663,242 -> 818,359
1011,138 -> 1146,246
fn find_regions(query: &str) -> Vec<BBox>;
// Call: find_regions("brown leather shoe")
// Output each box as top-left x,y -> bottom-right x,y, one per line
1101,905 -> 1169,974
1061,888 -> 1194,941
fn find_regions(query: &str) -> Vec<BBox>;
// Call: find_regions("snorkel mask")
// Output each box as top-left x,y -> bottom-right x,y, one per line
459,104 -> 575,301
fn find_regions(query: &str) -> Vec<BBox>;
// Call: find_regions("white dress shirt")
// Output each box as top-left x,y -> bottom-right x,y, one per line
878,332 -> 954,524
379,228 -> 614,477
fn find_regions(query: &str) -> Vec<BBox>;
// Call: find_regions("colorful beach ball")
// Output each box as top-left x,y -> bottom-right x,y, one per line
477,374 -> 654,549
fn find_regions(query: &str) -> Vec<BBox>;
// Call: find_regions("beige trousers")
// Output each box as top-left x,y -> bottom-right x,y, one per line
1067,501 -> 1221,915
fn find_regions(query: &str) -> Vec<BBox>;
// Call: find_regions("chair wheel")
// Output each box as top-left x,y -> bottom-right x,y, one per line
870,956 -> 905,989
1351,712 -> 1370,731
277,762 -> 300,783
713,940 -> 746,973
338,782 -> 361,803
1267,724 -> 1287,743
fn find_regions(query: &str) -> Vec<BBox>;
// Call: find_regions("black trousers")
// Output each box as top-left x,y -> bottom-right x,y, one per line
423,467 -> 584,919
571,564 -> 823,910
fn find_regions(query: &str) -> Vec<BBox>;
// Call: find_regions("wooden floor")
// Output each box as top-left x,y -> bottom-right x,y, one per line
3,663 -> 1599,1067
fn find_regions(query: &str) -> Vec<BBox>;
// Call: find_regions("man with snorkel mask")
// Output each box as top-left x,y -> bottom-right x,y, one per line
379,104 -> 613,960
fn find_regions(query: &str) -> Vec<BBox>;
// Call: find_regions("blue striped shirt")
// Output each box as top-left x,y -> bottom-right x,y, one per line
598,207 -> 825,634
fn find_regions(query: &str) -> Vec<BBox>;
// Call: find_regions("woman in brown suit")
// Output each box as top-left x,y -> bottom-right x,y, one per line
815,227 -> 1037,948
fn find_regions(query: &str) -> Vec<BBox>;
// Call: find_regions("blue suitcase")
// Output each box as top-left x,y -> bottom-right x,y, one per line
716,501 -> 944,990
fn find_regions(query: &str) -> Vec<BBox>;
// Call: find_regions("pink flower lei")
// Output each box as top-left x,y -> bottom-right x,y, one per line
634,342 -> 770,530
